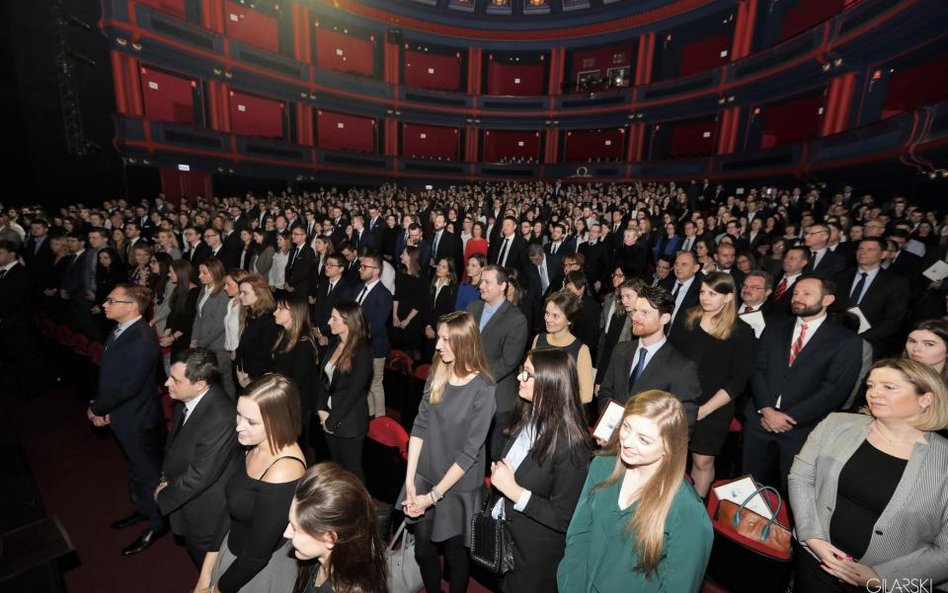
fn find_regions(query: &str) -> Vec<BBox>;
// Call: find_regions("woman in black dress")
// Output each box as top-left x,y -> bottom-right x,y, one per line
235,274 -> 280,388
197,374 -> 307,593
158,259 -> 199,360
398,311 -> 496,593
285,462 -> 387,593
316,302 -> 373,482
391,245 -> 427,357
668,272 -> 754,497
423,257 -> 458,360
273,296 -> 320,460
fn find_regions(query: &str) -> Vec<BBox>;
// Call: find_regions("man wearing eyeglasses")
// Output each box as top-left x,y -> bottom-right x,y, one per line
312,253 -> 354,347
284,227 -> 316,296
354,252 -> 393,417
89,284 -> 166,555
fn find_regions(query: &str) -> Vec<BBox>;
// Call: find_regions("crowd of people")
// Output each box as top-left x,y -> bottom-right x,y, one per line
1,177 -> 948,593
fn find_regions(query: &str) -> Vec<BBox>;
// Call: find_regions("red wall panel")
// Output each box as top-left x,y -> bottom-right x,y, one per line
762,93 -> 825,148
669,119 -> 716,157
570,45 -> 634,83
315,29 -> 374,76
404,50 -> 463,91
160,169 -> 212,201
564,129 -> 625,161
486,61 -> 545,96
229,91 -> 284,138
402,123 -> 460,159
316,110 -> 376,152
138,0 -> 186,17
482,130 -> 541,161
224,2 -> 279,53
679,33 -> 731,77
141,68 -> 195,124
780,0 -> 844,42
884,58 -> 948,117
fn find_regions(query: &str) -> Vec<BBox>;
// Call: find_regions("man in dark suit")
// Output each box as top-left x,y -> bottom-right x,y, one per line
354,251 -> 393,418
596,285 -> 700,434
285,227 -> 316,297
544,222 -> 575,271
565,271 -> 601,363
803,223 -> 846,277
743,275 -> 863,490
767,246 -> 809,321
397,223 -> 432,271
578,223 -> 609,293
833,238 -> 910,359
429,211 -> 462,276
312,253 -> 354,346
339,241 -> 362,286
156,348 -> 237,566
351,214 -> 379,253
713,242 -> 746,291
467,265 -> 529,459
661,250 -> 702,337
525,244 -> 559,329
488,216 -> 528,278
88,284 -> 166,555
0,240 -> 41,397
21,219 -> 54,299
182,226 -> 211,267
61,232 -> 99,339
219,220 -> 242,270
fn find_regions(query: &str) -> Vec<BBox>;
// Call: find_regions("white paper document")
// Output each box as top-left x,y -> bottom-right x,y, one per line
739,310 -> 766,338
923,260 -> 948,283
846,306 -> 872,334
592,400 -> 625,442
713,476 -> 774,519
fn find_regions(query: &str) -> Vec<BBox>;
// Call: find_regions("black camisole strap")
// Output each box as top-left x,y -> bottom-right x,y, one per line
259,455 -> 307,480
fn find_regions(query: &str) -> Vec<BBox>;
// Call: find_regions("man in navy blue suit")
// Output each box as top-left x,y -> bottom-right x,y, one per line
354,251 -> 393,418
88,283 -> 166,555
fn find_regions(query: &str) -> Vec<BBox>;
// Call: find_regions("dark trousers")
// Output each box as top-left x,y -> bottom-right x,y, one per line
184,532 -> 216,568
112,425 -> 166,531
794,543 -> 863,593
325,432 -> 365,483
741,422 -> 808,491
412,511 -> 469,593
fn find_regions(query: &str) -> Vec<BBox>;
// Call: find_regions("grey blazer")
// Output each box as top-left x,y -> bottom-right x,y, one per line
252,245 -> 274,278
466,299 -> 528,413
191,289 -> 229,352
788,413 -> 948,586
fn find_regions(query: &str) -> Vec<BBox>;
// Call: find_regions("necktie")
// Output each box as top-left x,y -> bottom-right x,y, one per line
683,238 -> 692,252
497,238 -> 510,267
327,282 -> 335,298
811,250 -> 819,269
173,405 -> 189,438
539,264 -> 549,293
850,272 -> 868,305
433,232 -> 441,255
356,285 -> 368,305
105,326 -> 121,349
771,277 -> 789,301
627,347 -> 648,393
672,282 -> 683,299
789,322 -> 809,365
288,247 -> 298,269
551,242 -> 558,255
743,305 -> 754,314
0,269 -> 6,280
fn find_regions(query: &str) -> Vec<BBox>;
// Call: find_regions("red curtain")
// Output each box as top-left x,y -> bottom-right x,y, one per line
402,124 -> 460,159
224,2 -> 279,53
679,34 -> 731,77
404,50 -> 463,91
762,93 -> 825,148
141,68 -> 195,124
316,110 -> 376,152
486,61 -> 545,96
229,91 -> 284,138
482,130 -> 541,161
564,129 -> 625,161
884,58 -> 948,117
160,169 -> 212,201
669,118 -> 716,157
315,29 -> 374,76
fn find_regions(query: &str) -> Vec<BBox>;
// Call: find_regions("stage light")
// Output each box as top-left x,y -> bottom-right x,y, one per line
833,57 -> 843,67
116,37 -> 128,46
822,63 -> 831,72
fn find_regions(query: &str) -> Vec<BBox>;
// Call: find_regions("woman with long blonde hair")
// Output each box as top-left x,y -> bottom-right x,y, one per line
398,311 -> 496,593
558,391 -> 712,593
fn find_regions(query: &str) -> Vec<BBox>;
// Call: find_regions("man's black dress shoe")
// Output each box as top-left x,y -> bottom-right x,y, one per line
122,527 -> 167,555
111,513 -> 147,530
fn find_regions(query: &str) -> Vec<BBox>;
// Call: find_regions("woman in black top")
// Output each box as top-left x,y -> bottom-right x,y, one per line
91,247 -> 126,335
668,272 -> 754,497
273,295 -> 320,459
197,374 -> 307,593
158,259 -> 199,359
235,274 -> 280,388
391,245 -> 428,357
423,257 -> 458,360
316,302 -> 373,482
380,214 -> 399,262
285,462 -> 387,593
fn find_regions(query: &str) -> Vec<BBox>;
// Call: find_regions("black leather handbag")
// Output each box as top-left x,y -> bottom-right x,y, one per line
469,494 -> 515,575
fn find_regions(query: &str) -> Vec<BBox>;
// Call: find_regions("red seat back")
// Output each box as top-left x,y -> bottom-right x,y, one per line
385,349 -> 414,373
367,417 -> 410,460
412,363 -> 431,381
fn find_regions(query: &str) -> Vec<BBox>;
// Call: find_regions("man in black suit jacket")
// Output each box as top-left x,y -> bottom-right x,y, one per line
156,348 -> 237,566
467,266 -> 529,458
182,226 -> 211,268
88,284 -> 166,555
312,254 -> 354,345
285,227 -> 316,297
767,246 -> 809,321
488,216 -> 528,278
713,242 -> 746,291
219,221 -> 243,270
21,219 -> 54,299
833,238 -> 910,359
578,223 -> 609,293
429,212 -> 463,276
743,275 -> 863,490
543,222 -> 575,272
804,223 -> 847,278
597,285 -> 700,433
61,233 -> 100,339
351,214 -> 380,253
354,252 -> 393,418
0,240 -> 42,397
661,251 -> 702,337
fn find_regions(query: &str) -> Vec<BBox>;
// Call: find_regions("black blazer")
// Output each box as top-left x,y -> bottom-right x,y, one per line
317,341 -> 373,438
426,281 -> 458,328
184,241 -> 212,268
235,311 -> 280,380
833,268 -> 910,359
663,274 -> 702,337
748,317 -> 863,431
488,234 -> 528,277
312,277 -> 354,337
157,384 -> 238,540
90,318 -> 163,431
498,432 -> 590,590
431,230 -> 463,274
767,273 -> 800,322
808,250 -> 847,278
355,282 -> 393,358
0,263 -> 31,322
273,336 -> 320,412
597,339 -> 701,430
285,244 -> 316,296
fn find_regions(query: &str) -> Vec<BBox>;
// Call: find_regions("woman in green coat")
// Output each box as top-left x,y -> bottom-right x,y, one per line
557,390 -> 713,593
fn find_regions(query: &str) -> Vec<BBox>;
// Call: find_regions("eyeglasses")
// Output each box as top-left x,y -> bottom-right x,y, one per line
104,298 -> 133,305
612,272 -> 625,278
359,264 -> 378,270
517,366 -> 535,382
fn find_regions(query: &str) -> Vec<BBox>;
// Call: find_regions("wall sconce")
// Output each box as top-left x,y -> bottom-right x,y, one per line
131,42 -> 142,51
116,37 -> 128,46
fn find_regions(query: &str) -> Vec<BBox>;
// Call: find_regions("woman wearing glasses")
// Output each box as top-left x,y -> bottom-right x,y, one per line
398,311 -> 496,593
490,348 -> 591,592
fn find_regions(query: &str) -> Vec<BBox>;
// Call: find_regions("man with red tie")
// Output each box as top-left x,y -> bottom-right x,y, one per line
742,275 -> 862,490
768,245 -> 809,321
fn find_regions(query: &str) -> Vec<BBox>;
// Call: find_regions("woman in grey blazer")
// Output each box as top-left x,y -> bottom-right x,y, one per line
190,258 -> 234,398
788,358 -> 948,592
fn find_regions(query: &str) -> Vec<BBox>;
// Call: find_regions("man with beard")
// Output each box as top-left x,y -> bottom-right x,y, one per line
742,275 -> 862,490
